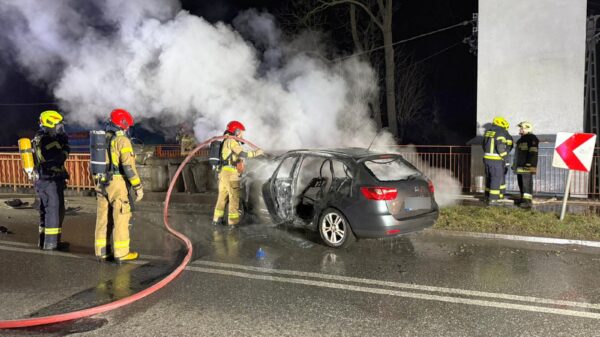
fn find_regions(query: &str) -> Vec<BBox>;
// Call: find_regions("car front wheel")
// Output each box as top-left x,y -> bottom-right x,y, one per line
318,208 -> 355,248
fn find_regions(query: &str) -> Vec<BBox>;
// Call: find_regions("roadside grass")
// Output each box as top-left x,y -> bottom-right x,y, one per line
435,205 -> 600,241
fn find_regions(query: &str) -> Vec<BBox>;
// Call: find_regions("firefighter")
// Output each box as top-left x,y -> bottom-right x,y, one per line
212,121 -> 264,227
32,110 -> 70,250
95,109 -> 143,263
482,117 -> 511,206
513,121 -> 539,209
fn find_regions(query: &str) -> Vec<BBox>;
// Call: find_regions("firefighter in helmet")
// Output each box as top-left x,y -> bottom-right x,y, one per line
213,121 -> 264,227
513,121 -> 539,209
95,109 -> 143,263
482,117 -> 512,206
33,110 -> 70,250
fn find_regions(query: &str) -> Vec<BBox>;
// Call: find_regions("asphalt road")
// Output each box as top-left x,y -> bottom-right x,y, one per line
1,195 -> 600,336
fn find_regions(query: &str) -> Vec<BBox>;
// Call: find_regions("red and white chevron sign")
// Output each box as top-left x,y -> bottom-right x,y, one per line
552,132 -> 597,172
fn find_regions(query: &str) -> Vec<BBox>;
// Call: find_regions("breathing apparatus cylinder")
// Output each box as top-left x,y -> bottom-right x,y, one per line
90,131 -> 108,182
18,138 -> 35,179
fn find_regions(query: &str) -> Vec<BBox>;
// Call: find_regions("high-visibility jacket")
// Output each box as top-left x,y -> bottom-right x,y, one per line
220,137 -> 260,173
482,125 -> 511,162
514,133 -> 539,174
107,130 -> 141,187
32,130 -> 70,180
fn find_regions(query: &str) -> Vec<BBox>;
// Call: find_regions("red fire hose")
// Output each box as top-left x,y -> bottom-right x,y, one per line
0,135 -> 259,329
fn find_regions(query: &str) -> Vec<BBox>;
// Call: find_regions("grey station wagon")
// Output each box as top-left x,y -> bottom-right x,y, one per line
241,148 -> 439,248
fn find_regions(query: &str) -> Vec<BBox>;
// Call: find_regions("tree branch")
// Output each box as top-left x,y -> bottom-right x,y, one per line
306,0 -> 383,31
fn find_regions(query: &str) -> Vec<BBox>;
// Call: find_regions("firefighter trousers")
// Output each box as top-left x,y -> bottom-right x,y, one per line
484,159 -> 505,201
213,168 -> 241,225
95,176 -> 133,258
35,179 -> 65,249
517,173 -> 533,204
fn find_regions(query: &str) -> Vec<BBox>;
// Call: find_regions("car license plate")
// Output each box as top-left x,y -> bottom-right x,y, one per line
404,197 -> 431,211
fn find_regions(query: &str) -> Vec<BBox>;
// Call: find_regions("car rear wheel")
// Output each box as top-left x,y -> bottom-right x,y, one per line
318,208 -> 355,248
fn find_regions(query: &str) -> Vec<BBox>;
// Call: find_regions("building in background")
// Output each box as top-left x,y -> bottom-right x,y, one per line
472,0 -> 589,197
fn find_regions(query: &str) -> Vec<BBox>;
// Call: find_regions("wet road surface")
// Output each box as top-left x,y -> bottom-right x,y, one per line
1,195 -> 600,336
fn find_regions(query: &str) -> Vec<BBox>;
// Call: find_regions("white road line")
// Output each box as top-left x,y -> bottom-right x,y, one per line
192,260 -> 600,311
0,242 -> 164,262
0,244 -> 84,259
0,240 -> 36,248
186,266 -> 600,320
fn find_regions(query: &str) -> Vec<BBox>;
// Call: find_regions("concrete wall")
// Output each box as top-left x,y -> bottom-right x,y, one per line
477,0 -> 587,137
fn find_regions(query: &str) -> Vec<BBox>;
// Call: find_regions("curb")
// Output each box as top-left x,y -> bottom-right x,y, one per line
429,229 -> 600,248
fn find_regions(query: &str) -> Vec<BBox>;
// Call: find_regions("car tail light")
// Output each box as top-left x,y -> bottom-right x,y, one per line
360,187 -> 398,200
386,229 -> 401,235
428,180 -> 434,193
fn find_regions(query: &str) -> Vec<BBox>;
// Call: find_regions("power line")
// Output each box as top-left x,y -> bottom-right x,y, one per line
400,40 -> 464,71
332,20 -> 472,62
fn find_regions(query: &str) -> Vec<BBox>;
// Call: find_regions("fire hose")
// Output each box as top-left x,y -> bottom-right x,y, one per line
0,135 -> 259,329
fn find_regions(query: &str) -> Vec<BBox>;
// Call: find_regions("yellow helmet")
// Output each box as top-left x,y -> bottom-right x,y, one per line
518,121 -> 533,133
492,116 -> 509,130
39,110 -> 63,128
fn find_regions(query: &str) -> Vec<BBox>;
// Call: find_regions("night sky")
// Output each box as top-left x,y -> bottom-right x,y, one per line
4,1 -> 591,147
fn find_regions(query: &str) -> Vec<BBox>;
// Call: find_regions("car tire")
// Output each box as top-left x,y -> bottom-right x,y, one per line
318,208 -> 355,248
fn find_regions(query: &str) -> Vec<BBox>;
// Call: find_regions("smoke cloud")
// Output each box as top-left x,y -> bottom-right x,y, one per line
0,0 -> 382,150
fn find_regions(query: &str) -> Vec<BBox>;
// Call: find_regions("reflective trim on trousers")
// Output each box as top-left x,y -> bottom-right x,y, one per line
114,240 -> 130,249
523,193 -> 533,200
44,228 -> 61,235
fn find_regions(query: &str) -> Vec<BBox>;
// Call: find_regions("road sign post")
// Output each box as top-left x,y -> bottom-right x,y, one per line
559,170 -> 573,221
552,132 -> 597,221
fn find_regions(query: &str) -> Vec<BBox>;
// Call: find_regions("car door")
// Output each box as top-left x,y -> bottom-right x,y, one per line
262,155 -> 299,224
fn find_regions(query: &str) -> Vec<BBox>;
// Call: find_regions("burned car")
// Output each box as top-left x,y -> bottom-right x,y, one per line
241,148 -> 438,248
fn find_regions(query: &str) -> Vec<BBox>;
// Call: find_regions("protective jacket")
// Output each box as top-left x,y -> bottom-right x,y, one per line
482,124 -> 511,163
220,137 -> 260,174
106,128 -> 141,187
32,130 -> 70,180
514,133 -> 539,174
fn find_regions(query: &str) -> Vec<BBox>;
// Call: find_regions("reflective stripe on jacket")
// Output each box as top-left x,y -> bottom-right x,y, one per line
514,133 -> 539,173
107,131 -> 141,187
482,125 -> 511,161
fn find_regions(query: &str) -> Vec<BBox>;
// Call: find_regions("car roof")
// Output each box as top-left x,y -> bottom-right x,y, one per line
284,147 -> 401,161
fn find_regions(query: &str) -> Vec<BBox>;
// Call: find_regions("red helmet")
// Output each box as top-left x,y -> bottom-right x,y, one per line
110,109 -> 134,130
226,120 -> 246,134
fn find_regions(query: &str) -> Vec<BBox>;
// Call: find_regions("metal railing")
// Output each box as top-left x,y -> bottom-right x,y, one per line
1,144 -> 599,196
0,153 -> 94,191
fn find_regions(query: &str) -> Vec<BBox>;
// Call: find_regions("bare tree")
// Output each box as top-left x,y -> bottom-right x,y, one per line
395,52 -> 426,143
299,0 -> 397,139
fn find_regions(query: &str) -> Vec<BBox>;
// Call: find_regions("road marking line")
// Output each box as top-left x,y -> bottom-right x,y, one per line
186,265 -> 600,320
193,260 -> 600,311
0,242 -> 164,262
0,244 -> 83,259
0,240 -> 36,248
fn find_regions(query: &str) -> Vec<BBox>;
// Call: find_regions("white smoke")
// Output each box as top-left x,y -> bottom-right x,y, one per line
0,1 -> 381,150
381,144 -> 463,208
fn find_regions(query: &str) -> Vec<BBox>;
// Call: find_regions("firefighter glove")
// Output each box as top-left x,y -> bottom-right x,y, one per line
133,185 -> 144,202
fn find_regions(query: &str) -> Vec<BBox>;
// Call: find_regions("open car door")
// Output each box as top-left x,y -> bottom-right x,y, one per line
262,155 -> 299,224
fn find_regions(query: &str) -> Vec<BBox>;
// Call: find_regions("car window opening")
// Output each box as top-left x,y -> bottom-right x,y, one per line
294,156 -> 352,222
363,157 -> 420,182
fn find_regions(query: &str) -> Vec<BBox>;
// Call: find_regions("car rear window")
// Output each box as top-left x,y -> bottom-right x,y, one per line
363,157 -> 420,181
